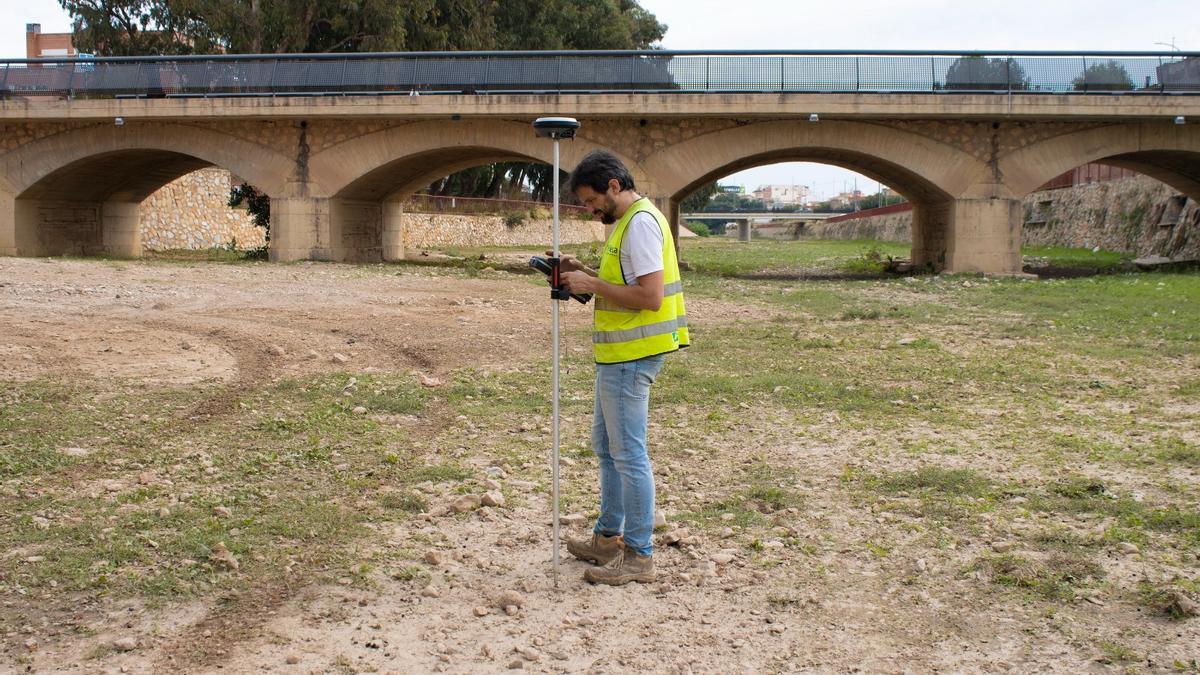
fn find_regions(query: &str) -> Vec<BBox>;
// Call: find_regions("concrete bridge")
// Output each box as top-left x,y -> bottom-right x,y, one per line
1,50 -> 1198,274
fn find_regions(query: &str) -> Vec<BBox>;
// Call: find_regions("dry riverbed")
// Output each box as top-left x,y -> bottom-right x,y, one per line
1,251 -> 1198,674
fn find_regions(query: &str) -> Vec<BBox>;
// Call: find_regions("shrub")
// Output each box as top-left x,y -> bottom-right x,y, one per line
502,211 -> 527,228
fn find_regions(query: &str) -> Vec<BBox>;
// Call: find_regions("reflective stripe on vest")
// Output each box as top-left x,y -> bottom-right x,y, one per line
593,198 -> 690,364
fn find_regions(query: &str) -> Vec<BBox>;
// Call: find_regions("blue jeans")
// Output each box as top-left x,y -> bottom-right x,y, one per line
591,354 -> 665,557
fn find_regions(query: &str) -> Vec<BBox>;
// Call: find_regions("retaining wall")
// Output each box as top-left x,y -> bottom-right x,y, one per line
798,176 -> 1199,259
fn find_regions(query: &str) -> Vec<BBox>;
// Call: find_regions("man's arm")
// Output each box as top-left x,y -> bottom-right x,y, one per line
562,270 -> 664,311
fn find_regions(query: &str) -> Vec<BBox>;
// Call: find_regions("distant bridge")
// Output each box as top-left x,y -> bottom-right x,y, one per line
681,212 -> 842,221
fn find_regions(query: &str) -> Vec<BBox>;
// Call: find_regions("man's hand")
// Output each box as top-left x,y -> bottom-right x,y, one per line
546,252 -> 594,275
561,270 -> 600,295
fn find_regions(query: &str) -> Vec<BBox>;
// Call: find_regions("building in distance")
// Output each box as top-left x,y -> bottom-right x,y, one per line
752,184 -> 810,209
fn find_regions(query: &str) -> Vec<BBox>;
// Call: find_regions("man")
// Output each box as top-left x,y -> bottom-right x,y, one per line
557,150 -> 689,586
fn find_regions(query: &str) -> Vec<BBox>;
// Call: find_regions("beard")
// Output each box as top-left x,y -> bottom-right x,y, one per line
599,211 -> 617,225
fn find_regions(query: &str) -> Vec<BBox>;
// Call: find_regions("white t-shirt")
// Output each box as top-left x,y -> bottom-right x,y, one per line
618,211 -> 664,285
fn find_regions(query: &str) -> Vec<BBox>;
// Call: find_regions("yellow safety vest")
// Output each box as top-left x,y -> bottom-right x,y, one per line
593,198 -> 690,364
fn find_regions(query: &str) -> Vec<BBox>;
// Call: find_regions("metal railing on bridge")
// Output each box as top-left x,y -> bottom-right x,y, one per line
1,50 -> 1197,99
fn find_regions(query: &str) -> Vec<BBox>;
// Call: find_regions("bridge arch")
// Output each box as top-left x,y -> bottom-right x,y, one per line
0,123 -> 294,257
306,120 -> 644,262
1000,122 -> 1200,200
647,120 -> 990,270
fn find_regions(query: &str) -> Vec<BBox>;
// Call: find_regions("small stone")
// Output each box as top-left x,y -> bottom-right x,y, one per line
24,638 -> 37,652
481,491 -> 505,508
653,510 -> 668,530
474,606 -> 490,617
482,479 -> 502,490
720,513 -> 736,522
424,551 -> 444,565
59,447 -> 92,457
137,471 -> 155,485
495,590 -> 525,608
332,353 -> 350,364
158,507 -> 171,518
113,637 -> 137,652
31,516 -> 50,531
418,373 -> 443,388
559,457 -> 576,467
452,495 -> 482,513
916,558 -> 927,572
352,406 -> 368,415
305,350 -> 319,360
896,337 -> 918,346
1117,542 -> 1139,555
507,659 -> 524,669
286,655 -> 300,665
559,513 -> 587,527
104,481 -> 125,493
661,529 -> 687,546
720,527 -> 735,539
1170,592 -> 1200,617
504,605 -> 519,616
266,344 -> 286,356
991,541 -> 1016,553
711,553 -> 735,565
208,541 -> 239,571
518,646 -> 542,662
421,586 -> 442,598
212,506 -> 232,518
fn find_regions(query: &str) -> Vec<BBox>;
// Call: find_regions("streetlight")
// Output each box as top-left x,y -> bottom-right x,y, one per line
531,116 -> 580,589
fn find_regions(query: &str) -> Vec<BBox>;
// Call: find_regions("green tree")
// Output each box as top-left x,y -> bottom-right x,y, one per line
1072,60 -> 1134,91
61,0 -> 500,56
679,182 -> 721,213
944,56 -> 1029,91
61,0 -> 667,230
428,0 -> 667,202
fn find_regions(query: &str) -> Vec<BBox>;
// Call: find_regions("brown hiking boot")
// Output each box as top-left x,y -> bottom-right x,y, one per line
566,532 -> 623,566
583,547 -> 655,586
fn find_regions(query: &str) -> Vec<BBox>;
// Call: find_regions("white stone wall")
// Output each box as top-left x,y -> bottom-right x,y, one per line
140,169 -> 265,251
401,213 -> 605,250
137,171 -> 603,253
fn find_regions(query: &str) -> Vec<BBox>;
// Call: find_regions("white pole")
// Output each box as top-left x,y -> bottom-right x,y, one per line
551,138 -> 561,589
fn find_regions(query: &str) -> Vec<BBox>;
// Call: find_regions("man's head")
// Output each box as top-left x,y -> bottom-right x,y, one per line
567,150 -> 637,225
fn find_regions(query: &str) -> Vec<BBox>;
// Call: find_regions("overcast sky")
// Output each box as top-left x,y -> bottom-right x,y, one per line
4,0 -> 1195,199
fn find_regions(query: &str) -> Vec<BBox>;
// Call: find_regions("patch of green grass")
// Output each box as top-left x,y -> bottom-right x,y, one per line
975,552 -> 1104,601
378,491 -> 428,513
677,238 -> 911,277
1097,640 -> 1140,663
1023,245 -> 1131,271
1025,478 -> 1200,549
144,248 -> 266,264
1156,437 -> 1200,466
872,467 -> 993,497
402,464 -> 474,485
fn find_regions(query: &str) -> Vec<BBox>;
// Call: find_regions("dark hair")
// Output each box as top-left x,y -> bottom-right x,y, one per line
567,150 -> 636,195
